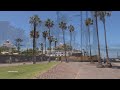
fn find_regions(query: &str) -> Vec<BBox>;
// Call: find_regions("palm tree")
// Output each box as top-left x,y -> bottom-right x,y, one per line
80,11 -> 83,58
94,11 -> 104,68
45,19 -> 54,36
59,21 -> 67,62
68,25 -> 74,51
29,15 -> 41,64
45,19 -> 54,62
53,38 -> 58,57
85,12 -> 93,63
40,43 -> 44,62
98,11 -> 112,68
40,43 -> 43,55
30,30 -> 40,63
42,31 -> 48,54
15,38 -> 23,54
48,36 -> 54,62
30,30 -> 39,38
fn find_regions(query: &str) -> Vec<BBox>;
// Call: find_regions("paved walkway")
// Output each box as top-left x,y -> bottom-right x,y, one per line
36,62 -> 120,79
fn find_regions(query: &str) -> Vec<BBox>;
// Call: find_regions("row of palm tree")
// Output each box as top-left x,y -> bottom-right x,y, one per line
80,11 -> 112,68
29,11 -> 111,67
93,11 -> 112,68
29,15 -> 75,63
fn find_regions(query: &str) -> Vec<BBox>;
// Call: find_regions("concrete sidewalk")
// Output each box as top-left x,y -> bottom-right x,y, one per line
37,62 -> 120,79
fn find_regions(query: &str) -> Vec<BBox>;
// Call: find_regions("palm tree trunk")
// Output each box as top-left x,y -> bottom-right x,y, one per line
95,13 -> 101,63
88,25 -> 92,62
17,43 -> 19,54
95,12 -> 103,68
55,41 -> 57,61
62,30 -> 67,62
48,28 -> 51,62
86,11 -> 89,57
48,28 -> 50,36
96,15 -> 101,63
33,23 -> 36,64
41,45 -> 43,62
70,32 -> 72,51
49,41 -> 51,62
55,41 -> 57,57
81,11 -> 83,59
45,38 -> 46,54
42,47 -> 43,55
103,20 -> 111,66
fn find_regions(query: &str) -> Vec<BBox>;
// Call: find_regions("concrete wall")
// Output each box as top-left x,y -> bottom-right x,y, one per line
0,55 -> 56,63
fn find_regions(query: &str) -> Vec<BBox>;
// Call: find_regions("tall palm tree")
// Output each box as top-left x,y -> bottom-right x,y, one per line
80,11 -> 83,58
68,25 -> 74,51
98,11 -> 112,68
59,21 -> 67,62
85,12 -> 93,63
15,38 -> 23,54
42,31 -> 48,54
94,11 -> 104,68
48,36 -> 54,62
45,19 -> 54,62
29,15 -> 41,64
30,30 -> 40,63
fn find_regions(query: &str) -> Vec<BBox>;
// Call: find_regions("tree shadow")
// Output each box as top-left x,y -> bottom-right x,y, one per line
112,66 -> 120,69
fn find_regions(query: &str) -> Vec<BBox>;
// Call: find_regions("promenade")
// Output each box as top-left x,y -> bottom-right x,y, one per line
36,62 -> 120,79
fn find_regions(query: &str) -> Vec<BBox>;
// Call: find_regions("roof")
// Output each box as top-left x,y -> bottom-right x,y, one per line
2,40 -> 15,48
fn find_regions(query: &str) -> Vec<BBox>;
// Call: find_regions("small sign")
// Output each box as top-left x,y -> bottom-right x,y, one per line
8,71 -> 18,72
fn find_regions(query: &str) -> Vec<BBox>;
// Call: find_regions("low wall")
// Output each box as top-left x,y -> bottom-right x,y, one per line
60,56 -> 98,62
0,55 -> 56,63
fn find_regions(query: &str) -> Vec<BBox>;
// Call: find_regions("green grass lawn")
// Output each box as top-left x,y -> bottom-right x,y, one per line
0,61 -> 59,79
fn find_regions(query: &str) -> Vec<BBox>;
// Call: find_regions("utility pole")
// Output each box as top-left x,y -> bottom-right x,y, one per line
80,11 -> 83,56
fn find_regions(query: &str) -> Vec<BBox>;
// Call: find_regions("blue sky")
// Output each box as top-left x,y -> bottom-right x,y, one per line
0,11 -> 119,58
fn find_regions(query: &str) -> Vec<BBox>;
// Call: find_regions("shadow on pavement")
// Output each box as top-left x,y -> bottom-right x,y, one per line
112,66 -> 120,69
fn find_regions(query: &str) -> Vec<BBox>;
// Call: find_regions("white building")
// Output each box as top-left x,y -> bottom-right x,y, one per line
44,50 -> 70,56
0,40 -> 17,55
